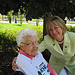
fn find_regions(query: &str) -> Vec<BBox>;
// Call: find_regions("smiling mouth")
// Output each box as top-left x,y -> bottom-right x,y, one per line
54,34 -> 59,37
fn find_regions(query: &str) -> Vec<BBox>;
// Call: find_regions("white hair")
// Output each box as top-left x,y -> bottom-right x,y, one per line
16,28 -> 37,47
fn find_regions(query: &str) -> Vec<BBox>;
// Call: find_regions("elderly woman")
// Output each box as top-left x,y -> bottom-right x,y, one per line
38,16 -> 75,75
14,28 -> 57,75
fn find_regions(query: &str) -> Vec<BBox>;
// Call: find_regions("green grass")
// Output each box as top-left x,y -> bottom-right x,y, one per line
67,21 -> 75,24
0,23 -> 43,31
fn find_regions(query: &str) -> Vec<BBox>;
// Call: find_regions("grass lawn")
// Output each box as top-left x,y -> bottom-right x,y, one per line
0,23 -> 42,29
67,20 -> 75,24
0,23 -> 43,32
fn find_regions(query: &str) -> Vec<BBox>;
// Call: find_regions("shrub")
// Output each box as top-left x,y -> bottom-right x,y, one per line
67,25 -> 75,32
0,30 -> 18,75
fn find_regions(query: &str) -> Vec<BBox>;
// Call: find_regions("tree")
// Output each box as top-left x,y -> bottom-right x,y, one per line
7,10 -> 14,23
18,9 -> 25,25
17,0 -> 75,20
0,0 -> 75,19
0,0 -> 21,15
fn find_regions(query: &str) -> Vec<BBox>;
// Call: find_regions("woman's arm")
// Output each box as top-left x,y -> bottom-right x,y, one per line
38,40 -> 47,52
47,63 -> 58,75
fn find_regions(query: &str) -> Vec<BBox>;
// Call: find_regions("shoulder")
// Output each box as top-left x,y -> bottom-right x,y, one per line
16,53 -> 31,68
16,53 -> 30,63
37,51 -> 47,60
67,31 -> 75,40
38,51 -> 43,57
17,53 -> 25,59
64,31 -> 75,44
44,35 -> 53,42
44,35 -> 52,39
68,31 -> 75,36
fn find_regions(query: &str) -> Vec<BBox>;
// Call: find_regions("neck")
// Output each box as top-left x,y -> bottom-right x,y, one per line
19,49 -> 36,60
58,40 -> 64,44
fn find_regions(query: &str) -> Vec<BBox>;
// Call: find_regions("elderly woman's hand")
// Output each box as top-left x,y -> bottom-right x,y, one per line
12,57 -> 19,71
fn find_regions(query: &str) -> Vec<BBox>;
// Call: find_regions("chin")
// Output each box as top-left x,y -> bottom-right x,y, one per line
32,51 -> 38,56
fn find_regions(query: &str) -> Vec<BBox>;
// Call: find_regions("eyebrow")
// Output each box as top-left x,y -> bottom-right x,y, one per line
25,40 -> 37,43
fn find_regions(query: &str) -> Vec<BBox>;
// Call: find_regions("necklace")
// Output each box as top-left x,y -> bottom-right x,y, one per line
58,40 -> 64,44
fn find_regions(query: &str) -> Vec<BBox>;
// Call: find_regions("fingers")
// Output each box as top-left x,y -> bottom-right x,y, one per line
12,57 -> 17,67
12,66 -> 16,71
12,57 -> 19,71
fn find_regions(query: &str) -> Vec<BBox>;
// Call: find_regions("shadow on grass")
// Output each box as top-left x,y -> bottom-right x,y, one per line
15,24 -> 22,26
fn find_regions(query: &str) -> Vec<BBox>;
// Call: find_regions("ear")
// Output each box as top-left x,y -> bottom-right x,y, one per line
20,45 -> 24,50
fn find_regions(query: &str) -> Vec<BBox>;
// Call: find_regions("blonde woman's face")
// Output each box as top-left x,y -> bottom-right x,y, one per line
49,22 -> 64,42
20,36 -> 38,56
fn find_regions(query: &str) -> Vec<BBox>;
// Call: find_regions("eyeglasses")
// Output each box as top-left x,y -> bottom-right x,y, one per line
21,41 -> 38,46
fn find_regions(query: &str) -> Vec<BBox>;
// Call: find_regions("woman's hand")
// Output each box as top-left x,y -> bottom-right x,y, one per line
12,57 -> 19,71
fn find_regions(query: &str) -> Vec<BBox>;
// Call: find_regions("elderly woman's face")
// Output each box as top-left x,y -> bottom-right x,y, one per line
49,22 -> 64,42
21,36 -> 38,56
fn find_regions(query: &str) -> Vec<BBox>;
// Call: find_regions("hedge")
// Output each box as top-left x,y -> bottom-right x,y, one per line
67,25 -> 75,32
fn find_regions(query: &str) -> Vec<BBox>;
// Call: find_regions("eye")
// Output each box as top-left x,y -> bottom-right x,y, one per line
49,29 -> 52,31
26,43 -> 32,45
54,26 -> 58,29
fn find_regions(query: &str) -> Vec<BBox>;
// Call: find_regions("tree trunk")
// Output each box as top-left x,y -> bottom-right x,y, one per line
43,15 -> 47,38
15,19 -> 17,23
42,13 -> 51,62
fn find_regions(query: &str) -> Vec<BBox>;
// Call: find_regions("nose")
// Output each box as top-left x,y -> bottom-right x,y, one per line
32,44 -> 36,47
32,43 -> 38,47
32,43 -> 36,46
32,43 -> 38,48
52,29 -> 56,34
32,41 -> 38,46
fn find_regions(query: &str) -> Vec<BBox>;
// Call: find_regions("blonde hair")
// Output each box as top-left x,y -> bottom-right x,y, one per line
46,16 -> 67,36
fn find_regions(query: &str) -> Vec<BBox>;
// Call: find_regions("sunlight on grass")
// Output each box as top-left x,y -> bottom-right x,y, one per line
67,21 -> 75,24
0,23 -> 43,30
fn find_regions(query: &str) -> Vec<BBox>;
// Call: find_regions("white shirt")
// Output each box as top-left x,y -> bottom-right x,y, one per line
16,51 -> 50,75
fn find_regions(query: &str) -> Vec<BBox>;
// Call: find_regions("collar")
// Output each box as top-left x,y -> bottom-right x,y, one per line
64,31 -> 70,44
19,49 -> 38,60
52,31 -> 70,55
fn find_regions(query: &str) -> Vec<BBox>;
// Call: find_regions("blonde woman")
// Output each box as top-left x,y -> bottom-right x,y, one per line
39,16 -> 75,75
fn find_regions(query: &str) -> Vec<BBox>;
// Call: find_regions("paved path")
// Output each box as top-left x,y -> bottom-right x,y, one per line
66,23 -> 75,27
27,21 -> 75,27
0,21 -> 75,27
